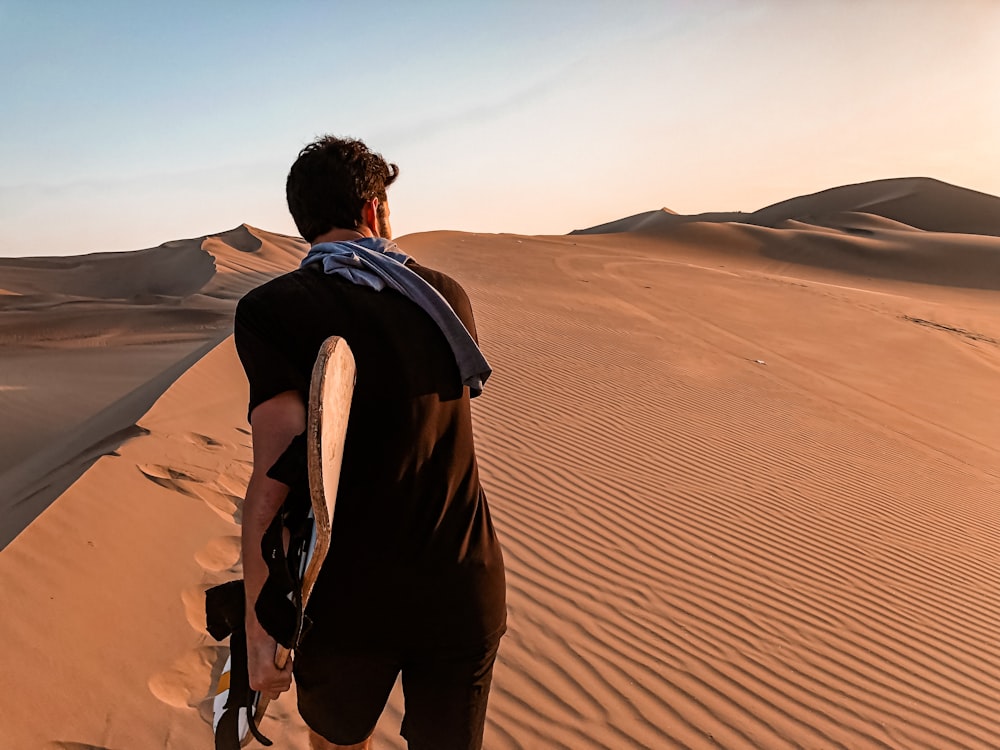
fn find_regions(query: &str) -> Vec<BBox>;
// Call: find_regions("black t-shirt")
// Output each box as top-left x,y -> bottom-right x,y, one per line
234,260 -> 506,650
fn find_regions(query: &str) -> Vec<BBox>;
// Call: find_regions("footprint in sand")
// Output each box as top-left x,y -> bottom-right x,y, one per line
226,458 -> 254,486
195,535 -> 242,572
203,484 -> 244,523
225,460 -> 253,492
140,442 -> 252,727
180,584 -> 215,633
136,464 -> 202,499
148,645 -> 224,710
215,471 -> 248,499
184,431 -> 226,449
183,538 -> 245,634
234,426 -> 253,449
136,464 -> 244,524
156,531 -> 245,730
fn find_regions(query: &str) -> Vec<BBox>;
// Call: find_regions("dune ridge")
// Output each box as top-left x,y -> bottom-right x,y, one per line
750,178 -> 1000,237
572,178 -> 1000,292
0,225 -> 304,548
2,180 -> 999,748
575,177 -> 1000,238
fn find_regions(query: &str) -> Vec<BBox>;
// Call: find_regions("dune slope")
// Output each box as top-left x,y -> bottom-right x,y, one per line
572,178 -> 1000,291
750,177 -> 1000,237
0,225 -> 303,548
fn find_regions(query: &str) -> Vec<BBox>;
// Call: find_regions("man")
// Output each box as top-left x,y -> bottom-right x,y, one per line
234,136 -> 506,750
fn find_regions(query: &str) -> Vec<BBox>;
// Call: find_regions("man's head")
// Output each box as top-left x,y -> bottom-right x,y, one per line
286,135 -> 399,242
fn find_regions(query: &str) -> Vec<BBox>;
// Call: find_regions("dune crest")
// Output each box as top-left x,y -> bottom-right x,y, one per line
573,178 -> 1000,291
751,177 -> 1000,237
577,177 -> 1000,238
0,226 -> 305,548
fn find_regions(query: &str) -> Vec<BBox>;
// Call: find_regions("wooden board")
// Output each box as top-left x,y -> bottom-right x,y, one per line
300,334 -> 356,626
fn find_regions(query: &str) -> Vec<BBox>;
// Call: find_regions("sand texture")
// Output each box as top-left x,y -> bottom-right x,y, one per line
1,178 -> 998,748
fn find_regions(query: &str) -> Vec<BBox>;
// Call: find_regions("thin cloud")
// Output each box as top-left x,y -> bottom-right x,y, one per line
0,159 -> 285,196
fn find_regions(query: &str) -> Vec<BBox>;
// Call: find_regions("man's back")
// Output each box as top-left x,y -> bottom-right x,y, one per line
235,260 -> 506,649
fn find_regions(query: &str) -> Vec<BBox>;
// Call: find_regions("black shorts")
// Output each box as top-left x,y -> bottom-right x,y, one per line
294,631 -> 503,749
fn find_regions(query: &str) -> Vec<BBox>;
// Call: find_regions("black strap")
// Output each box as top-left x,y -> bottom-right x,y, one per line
245,688 -> 273,747
207,584 -> 275,748
255,496 -> 314,648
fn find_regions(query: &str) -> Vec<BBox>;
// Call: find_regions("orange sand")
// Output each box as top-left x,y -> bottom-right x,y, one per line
1,178 -> 998,749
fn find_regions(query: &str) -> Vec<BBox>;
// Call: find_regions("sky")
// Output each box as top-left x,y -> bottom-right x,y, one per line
2,0 -> 998,257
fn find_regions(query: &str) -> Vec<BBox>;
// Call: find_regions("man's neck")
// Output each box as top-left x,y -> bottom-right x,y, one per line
312,226 -> 374,245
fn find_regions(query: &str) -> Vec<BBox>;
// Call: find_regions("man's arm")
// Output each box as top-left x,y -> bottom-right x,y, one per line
242,390 -> 307,699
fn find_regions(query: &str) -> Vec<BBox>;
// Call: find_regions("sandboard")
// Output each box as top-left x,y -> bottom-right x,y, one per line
213,336 -> 356,747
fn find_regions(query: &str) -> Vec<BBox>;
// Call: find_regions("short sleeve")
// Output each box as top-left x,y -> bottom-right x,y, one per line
234,293 -> 309,421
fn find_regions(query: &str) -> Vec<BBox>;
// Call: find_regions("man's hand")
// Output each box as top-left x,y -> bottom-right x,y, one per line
246,623 -> 293,700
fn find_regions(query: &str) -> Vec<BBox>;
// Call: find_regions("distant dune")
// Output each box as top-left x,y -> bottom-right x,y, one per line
576,177 -> 1000,237
750,177 -> 1000,237
2,180 -> 999,748
573,178 -> 1000,290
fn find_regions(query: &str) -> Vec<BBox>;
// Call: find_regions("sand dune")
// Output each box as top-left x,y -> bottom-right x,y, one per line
0,225 -> 297,548
574,178 -> 1000,291
571,210 -> 753,236
577,178 -> 1000,239
2,181 -> 999,748
750,177 -> 1000,237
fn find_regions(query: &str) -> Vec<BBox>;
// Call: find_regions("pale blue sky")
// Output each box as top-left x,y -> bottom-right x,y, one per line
2,0 -> 998,256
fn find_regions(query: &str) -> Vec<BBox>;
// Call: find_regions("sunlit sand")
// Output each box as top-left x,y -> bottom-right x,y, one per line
1,178 -> 998,749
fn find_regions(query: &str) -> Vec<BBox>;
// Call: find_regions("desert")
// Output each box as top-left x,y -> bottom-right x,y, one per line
1,177 -> 999,749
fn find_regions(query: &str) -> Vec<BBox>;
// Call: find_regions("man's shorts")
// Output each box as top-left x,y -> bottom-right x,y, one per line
293,631 -> 503,749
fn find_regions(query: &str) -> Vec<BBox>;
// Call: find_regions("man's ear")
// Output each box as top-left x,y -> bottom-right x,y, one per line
361,198 -> 379,232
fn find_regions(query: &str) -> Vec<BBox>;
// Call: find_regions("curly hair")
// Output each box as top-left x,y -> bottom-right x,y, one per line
286,136 -> 400,242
